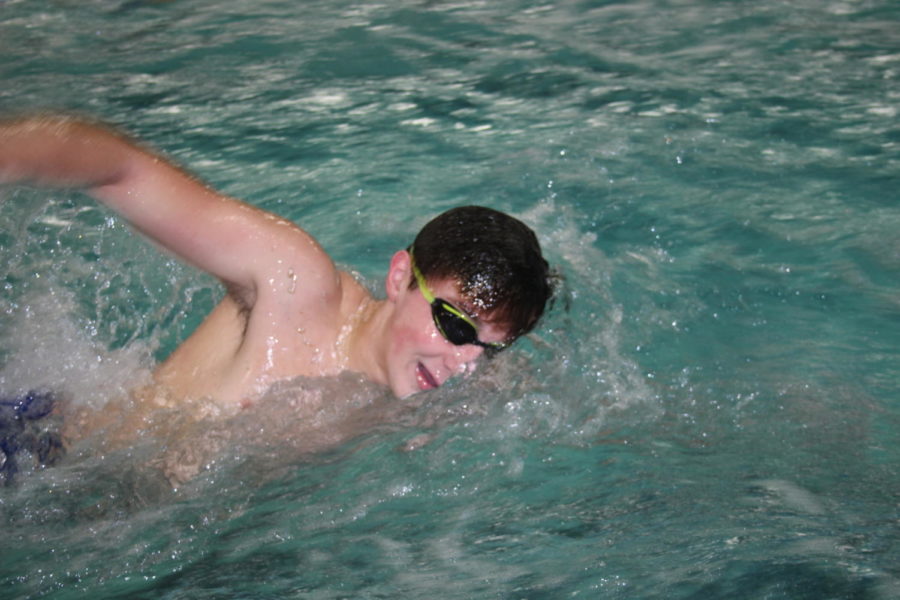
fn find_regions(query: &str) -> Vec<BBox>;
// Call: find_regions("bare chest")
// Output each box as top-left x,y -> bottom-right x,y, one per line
153,294 -> 347,408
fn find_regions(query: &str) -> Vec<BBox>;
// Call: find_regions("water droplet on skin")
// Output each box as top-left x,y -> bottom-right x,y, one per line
287,268 -> 297,293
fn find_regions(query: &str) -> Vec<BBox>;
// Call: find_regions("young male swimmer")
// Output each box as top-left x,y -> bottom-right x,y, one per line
0,116 -> 552,413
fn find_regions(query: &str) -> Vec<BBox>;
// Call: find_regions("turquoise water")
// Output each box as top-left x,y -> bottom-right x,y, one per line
2,0 -> 899,597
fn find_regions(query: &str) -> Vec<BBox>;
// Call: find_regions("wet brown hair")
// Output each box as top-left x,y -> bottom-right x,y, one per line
409,206 -> 552,341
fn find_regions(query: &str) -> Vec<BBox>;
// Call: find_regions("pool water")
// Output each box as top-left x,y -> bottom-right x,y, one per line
2,0 -> 899,597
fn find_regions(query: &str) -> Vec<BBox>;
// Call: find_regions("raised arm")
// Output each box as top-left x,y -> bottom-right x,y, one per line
0,115 -> 334,303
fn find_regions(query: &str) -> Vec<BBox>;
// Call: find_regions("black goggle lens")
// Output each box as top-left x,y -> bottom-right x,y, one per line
433,303 -> 478,345
431,301 -> 504,352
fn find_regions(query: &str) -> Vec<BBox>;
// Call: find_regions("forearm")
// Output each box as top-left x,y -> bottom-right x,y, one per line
0,115 -> 138,191
0,114 -> 330,298
0,113 -> 229,277
0,114 -> 209,253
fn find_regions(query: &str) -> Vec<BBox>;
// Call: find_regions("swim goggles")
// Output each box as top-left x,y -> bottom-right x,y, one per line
409,250 -> 507,352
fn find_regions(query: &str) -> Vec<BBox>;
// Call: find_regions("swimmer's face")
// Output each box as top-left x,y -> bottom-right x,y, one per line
384,257 -> 508,398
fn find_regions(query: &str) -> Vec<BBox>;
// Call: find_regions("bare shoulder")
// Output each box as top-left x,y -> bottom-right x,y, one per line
237,213 -> 344,310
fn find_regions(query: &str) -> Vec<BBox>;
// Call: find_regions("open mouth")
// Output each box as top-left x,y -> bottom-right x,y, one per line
415,362 -> 440,391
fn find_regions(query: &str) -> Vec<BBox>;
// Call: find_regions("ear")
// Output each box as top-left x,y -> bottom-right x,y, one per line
385,249 -> 412,302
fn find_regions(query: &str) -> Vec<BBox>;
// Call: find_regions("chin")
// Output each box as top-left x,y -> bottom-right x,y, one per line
387,372 -> 416,399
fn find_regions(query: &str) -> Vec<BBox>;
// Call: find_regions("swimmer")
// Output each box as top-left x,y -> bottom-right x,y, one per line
0,115 -> 553,418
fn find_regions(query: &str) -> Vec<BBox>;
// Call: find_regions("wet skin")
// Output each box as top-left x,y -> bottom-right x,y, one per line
384,275 -> 509,398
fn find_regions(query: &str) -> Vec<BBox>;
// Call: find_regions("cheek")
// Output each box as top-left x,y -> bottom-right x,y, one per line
394,322 -> 435,353
389,289 -> 448,358
390,311 -> 442,357
385,316 -> 441,397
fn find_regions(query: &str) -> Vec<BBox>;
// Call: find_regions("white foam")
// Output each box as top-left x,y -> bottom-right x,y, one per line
0,288 -> 153,410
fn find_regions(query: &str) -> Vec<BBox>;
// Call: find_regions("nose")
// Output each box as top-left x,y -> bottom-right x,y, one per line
443,342 -> 483,376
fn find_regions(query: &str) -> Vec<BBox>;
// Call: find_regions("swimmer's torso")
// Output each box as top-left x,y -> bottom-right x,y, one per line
152,270 -> 372,409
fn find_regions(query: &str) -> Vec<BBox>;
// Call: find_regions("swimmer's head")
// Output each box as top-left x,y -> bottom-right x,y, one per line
408,206 -> 553,344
